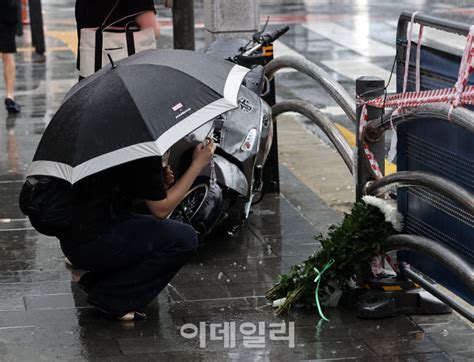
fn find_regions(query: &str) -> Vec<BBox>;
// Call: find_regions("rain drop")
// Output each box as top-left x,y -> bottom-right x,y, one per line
217,272 -> 223,280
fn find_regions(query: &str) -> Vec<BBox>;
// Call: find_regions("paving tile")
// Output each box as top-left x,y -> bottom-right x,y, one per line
167,298 -> 253,318
425,329 -> 474,355
178,256 -> 288,275
295,316 -> 422,342
196,236 -> 277,260
366,334 -> 445,356
24,292 -> 90,311
0,1 -> 472,360
0,258 -> 66,271
269,242 -> 322,257
225,269 -> 283,285
450,350 -> 474,361
0,271 -> 21,283
0,338 -> 122,361
166,282 -> 272,302
117,336 -> 197,355
374,352 -> 453,361
249,219 -> 318,238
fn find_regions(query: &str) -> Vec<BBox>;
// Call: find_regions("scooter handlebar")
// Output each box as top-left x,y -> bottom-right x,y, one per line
262,26 -> 290,45
240,26 -> 290,57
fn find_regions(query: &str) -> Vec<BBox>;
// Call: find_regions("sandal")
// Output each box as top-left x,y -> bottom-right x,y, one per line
88,298 -> 147,321
118,311 -> 147,322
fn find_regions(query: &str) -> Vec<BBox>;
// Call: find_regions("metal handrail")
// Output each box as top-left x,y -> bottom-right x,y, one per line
265,56 -> 357,124
385,234 -> 474,293
384,234 -> 474,321
365,104 -> 474,141
272,100 -> 354,173
397,11 -> 471,40
365,171 -> 474,214
399,262 -> 473,322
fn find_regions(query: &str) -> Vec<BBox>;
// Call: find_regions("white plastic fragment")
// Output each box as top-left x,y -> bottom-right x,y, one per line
272,298 -> 286,308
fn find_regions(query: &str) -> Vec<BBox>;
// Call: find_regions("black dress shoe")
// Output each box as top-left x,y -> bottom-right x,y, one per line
5,98 -> 21,114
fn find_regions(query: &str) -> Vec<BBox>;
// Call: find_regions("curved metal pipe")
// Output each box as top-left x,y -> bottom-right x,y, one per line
265,56 -> 357,124
384,234 -> 474,292
366,171 -> 474,214
272,100 -> 354,173
399,262 -> 473,322
366,104 -> 474,140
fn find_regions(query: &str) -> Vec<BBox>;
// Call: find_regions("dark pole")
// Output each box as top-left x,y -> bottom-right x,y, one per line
355,76 -> 385,200
262,43 -> 280,194
28,0 -> 45,55
16,0 -> 23,36
172,0 -> 195,50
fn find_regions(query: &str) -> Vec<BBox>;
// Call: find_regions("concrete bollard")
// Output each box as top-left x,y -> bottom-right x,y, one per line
203,0 -> 261,46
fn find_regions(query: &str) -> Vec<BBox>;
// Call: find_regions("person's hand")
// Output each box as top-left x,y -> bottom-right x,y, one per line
135,11 -> 160,38
163,165 -> 174,188
192,138 -> 216,171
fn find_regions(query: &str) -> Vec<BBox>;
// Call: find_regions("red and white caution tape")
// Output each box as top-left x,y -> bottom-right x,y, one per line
358,24 -> 474,180
358,103 -> 369,141
363,142 -> 384,179
366,85 -> 474,109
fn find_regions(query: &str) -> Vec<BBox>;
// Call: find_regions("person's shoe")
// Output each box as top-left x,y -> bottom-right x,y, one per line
5,98 -> 21,114
119,311 -> 147,322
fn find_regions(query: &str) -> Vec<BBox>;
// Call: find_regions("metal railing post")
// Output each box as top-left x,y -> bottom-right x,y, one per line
28,0 -> 45,55
355,76 -> 385,200
172,0 -> 195,50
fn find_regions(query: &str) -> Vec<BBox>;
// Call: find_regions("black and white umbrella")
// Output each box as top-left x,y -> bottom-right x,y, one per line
27,49 -> 249,184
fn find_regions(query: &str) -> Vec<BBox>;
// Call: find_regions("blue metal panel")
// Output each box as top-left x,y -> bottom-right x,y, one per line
396,40 -> 474,303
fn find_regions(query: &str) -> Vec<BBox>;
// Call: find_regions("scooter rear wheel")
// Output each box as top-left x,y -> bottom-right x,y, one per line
170,180 -> 226,239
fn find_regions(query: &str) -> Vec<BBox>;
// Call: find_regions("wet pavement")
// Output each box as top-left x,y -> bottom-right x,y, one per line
1,0 -> 473,360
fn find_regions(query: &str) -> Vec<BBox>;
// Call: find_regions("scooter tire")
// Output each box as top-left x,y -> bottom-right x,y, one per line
170,179 -> 228,239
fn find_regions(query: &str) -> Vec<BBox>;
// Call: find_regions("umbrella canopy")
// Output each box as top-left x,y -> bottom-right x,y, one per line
27,49 -> 249,184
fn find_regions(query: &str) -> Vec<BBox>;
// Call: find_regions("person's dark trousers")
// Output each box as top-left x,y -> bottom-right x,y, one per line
60,214 -> 198,318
